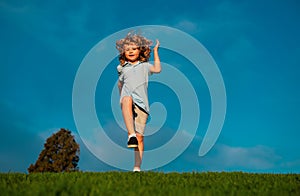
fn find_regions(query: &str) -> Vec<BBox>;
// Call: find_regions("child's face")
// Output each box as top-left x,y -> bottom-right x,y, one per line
124,42 -> 140,63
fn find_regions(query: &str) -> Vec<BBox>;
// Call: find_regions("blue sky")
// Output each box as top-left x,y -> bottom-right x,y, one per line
1,0 -> 300,173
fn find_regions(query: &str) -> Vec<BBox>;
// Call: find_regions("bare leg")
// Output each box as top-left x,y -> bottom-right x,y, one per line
121,96 -> 135,135
134,133 -> 144,170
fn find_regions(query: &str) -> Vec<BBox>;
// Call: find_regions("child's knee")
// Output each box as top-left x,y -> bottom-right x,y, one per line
136,134 -> 144,143
121,96 -> 133,105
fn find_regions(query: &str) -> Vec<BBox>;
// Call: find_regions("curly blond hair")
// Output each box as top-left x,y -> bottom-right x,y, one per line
116,32 -> 152,65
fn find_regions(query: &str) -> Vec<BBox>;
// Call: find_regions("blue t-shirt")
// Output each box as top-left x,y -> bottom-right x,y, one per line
118,61 -> 152,113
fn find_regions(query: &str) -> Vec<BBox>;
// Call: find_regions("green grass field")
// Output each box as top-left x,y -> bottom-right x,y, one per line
1,171 -> 299,195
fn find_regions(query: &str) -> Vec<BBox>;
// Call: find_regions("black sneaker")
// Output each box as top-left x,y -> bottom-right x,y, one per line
127,136 -> 138,148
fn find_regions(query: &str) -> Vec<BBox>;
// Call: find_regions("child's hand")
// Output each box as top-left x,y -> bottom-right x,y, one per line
153,39 -> 160,51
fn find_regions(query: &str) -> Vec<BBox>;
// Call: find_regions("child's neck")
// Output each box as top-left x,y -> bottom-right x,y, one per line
128,60 -> 139,65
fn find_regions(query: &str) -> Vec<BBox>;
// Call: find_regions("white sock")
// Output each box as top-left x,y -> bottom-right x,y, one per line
128,133 -> 136,139
133,167 -> 141,172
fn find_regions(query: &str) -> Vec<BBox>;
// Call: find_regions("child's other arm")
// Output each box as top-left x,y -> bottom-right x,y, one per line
118,80 -> 123,95
150,39 -> 161,73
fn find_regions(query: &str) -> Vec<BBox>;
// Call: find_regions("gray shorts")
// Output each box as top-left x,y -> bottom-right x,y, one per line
133,104 -> 148,135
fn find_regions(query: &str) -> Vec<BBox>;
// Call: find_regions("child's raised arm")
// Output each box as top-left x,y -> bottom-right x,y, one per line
150,39 -> 161,73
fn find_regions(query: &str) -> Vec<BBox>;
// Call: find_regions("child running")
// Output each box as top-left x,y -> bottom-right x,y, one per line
116,32 -> 161,172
